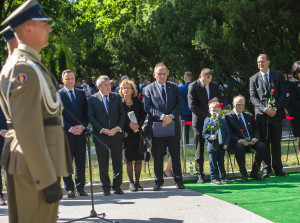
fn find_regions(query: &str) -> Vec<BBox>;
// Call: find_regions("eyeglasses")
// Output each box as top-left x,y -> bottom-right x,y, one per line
123,87 -> 133,90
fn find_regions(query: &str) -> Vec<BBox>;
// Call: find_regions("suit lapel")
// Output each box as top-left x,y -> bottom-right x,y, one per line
231,111 -> 244,130
96,92 -> 108,115
63,88 -> 74,110
74,88 -> 81,112
154,82 -> 165,106
242,112 -> 253,137
257,72 -> 268,94
199,80 -> 208,102
166,82 -> 172,106
107,93 -> 114,115
268,70 -> 274,91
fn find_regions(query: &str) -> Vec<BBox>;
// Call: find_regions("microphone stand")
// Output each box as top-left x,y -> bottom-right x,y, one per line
59,108 -> 118,223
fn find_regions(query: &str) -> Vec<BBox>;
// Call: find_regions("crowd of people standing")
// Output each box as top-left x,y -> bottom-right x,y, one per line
0,1 -> 299,222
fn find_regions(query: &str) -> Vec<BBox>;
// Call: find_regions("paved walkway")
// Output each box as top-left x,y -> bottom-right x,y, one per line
0,185 -> 272,223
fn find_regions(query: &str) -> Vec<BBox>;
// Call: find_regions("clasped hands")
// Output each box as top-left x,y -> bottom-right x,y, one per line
211,134 -> 227,149
102,127 -> 120,136
265,108 -> 276,117
240,138 -> 258,147
70,125 -> 85,135
162,115 -> 173,127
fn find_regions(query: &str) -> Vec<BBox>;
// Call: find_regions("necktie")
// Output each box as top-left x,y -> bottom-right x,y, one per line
206,85 -> 210,100
238,115 -> 249,138
104,95 -> 109,114
161,85 -> 166,104
264,74 -> 269,89
69,90 -> 77,111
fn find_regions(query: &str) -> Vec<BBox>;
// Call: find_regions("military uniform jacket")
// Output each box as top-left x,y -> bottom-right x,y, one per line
0,44 -> 72,191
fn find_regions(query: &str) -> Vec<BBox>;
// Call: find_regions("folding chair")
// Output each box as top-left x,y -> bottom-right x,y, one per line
226,147 -> 254,181
282,118 -> 300,165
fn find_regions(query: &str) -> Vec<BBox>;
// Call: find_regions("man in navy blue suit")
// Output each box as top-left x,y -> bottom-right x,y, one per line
179,71 -> 193,144
59,69 -> 89,198
0,106 -> 8,205
145,62 -> 185,191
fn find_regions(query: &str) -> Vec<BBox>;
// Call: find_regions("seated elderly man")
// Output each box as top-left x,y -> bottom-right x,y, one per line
225,95 -> 266,182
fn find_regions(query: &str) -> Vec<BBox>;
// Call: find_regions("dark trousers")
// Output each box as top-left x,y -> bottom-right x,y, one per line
63,134 -> 86,192
208,148 -> 226,180
193,125 -> 205,177
95,134 -> 123,190
231,142 -> 265,176
181,115 -> 192,144
259,120 -> 283,173
152,135 -> 182,186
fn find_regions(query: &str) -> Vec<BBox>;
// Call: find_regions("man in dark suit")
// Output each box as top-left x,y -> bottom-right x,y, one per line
179,71 -> 193,144
59,69 -> 89,198
145,62 -> 185,191
225,95 -> 266,182
250,53 -> 287,177
188,68 -> 222,183
0,106 -> 8,206
88,75 -> 125,196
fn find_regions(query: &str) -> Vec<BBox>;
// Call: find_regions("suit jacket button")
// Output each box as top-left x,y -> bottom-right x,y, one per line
35,180 -> 40,184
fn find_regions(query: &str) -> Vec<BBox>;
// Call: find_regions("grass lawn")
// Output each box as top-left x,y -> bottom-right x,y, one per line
84,138 -> 299,183
185,173 -> 300,223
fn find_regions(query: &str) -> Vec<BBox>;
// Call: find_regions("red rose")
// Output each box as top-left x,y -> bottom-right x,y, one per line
239,129 -> 244,133
218,103 -> 224,109
271,89 -> 276,94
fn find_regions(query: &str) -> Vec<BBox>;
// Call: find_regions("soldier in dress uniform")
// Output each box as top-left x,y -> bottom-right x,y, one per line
0,0 -> 73,222
0,26 -> 18,207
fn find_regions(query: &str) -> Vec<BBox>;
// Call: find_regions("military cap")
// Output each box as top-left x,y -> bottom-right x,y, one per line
0,26 -> 15,42
1,0 -> 52,30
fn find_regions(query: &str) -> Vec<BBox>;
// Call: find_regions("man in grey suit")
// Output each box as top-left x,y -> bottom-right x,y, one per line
250,54 -> 287,178
88,75 -> 125,196
145,62 -> 185,191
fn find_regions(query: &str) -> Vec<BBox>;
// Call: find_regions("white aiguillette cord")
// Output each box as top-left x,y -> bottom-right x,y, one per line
6,56 -> 61,116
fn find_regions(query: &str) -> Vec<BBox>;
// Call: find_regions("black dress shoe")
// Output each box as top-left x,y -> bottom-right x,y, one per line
249,173 -> 265,181
114,188 -> 124,195
134,183 -> 143,191
103,190 -> 111,196
241,175 -> 249,183
77,190 -> 88,196
153,184 -> 161,191
175,181 -> 185,189
275,170 -> 289,177
67,191 -> 75,198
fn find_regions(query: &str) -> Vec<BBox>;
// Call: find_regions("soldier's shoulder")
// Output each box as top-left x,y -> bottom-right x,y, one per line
1,53 -> 37,85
